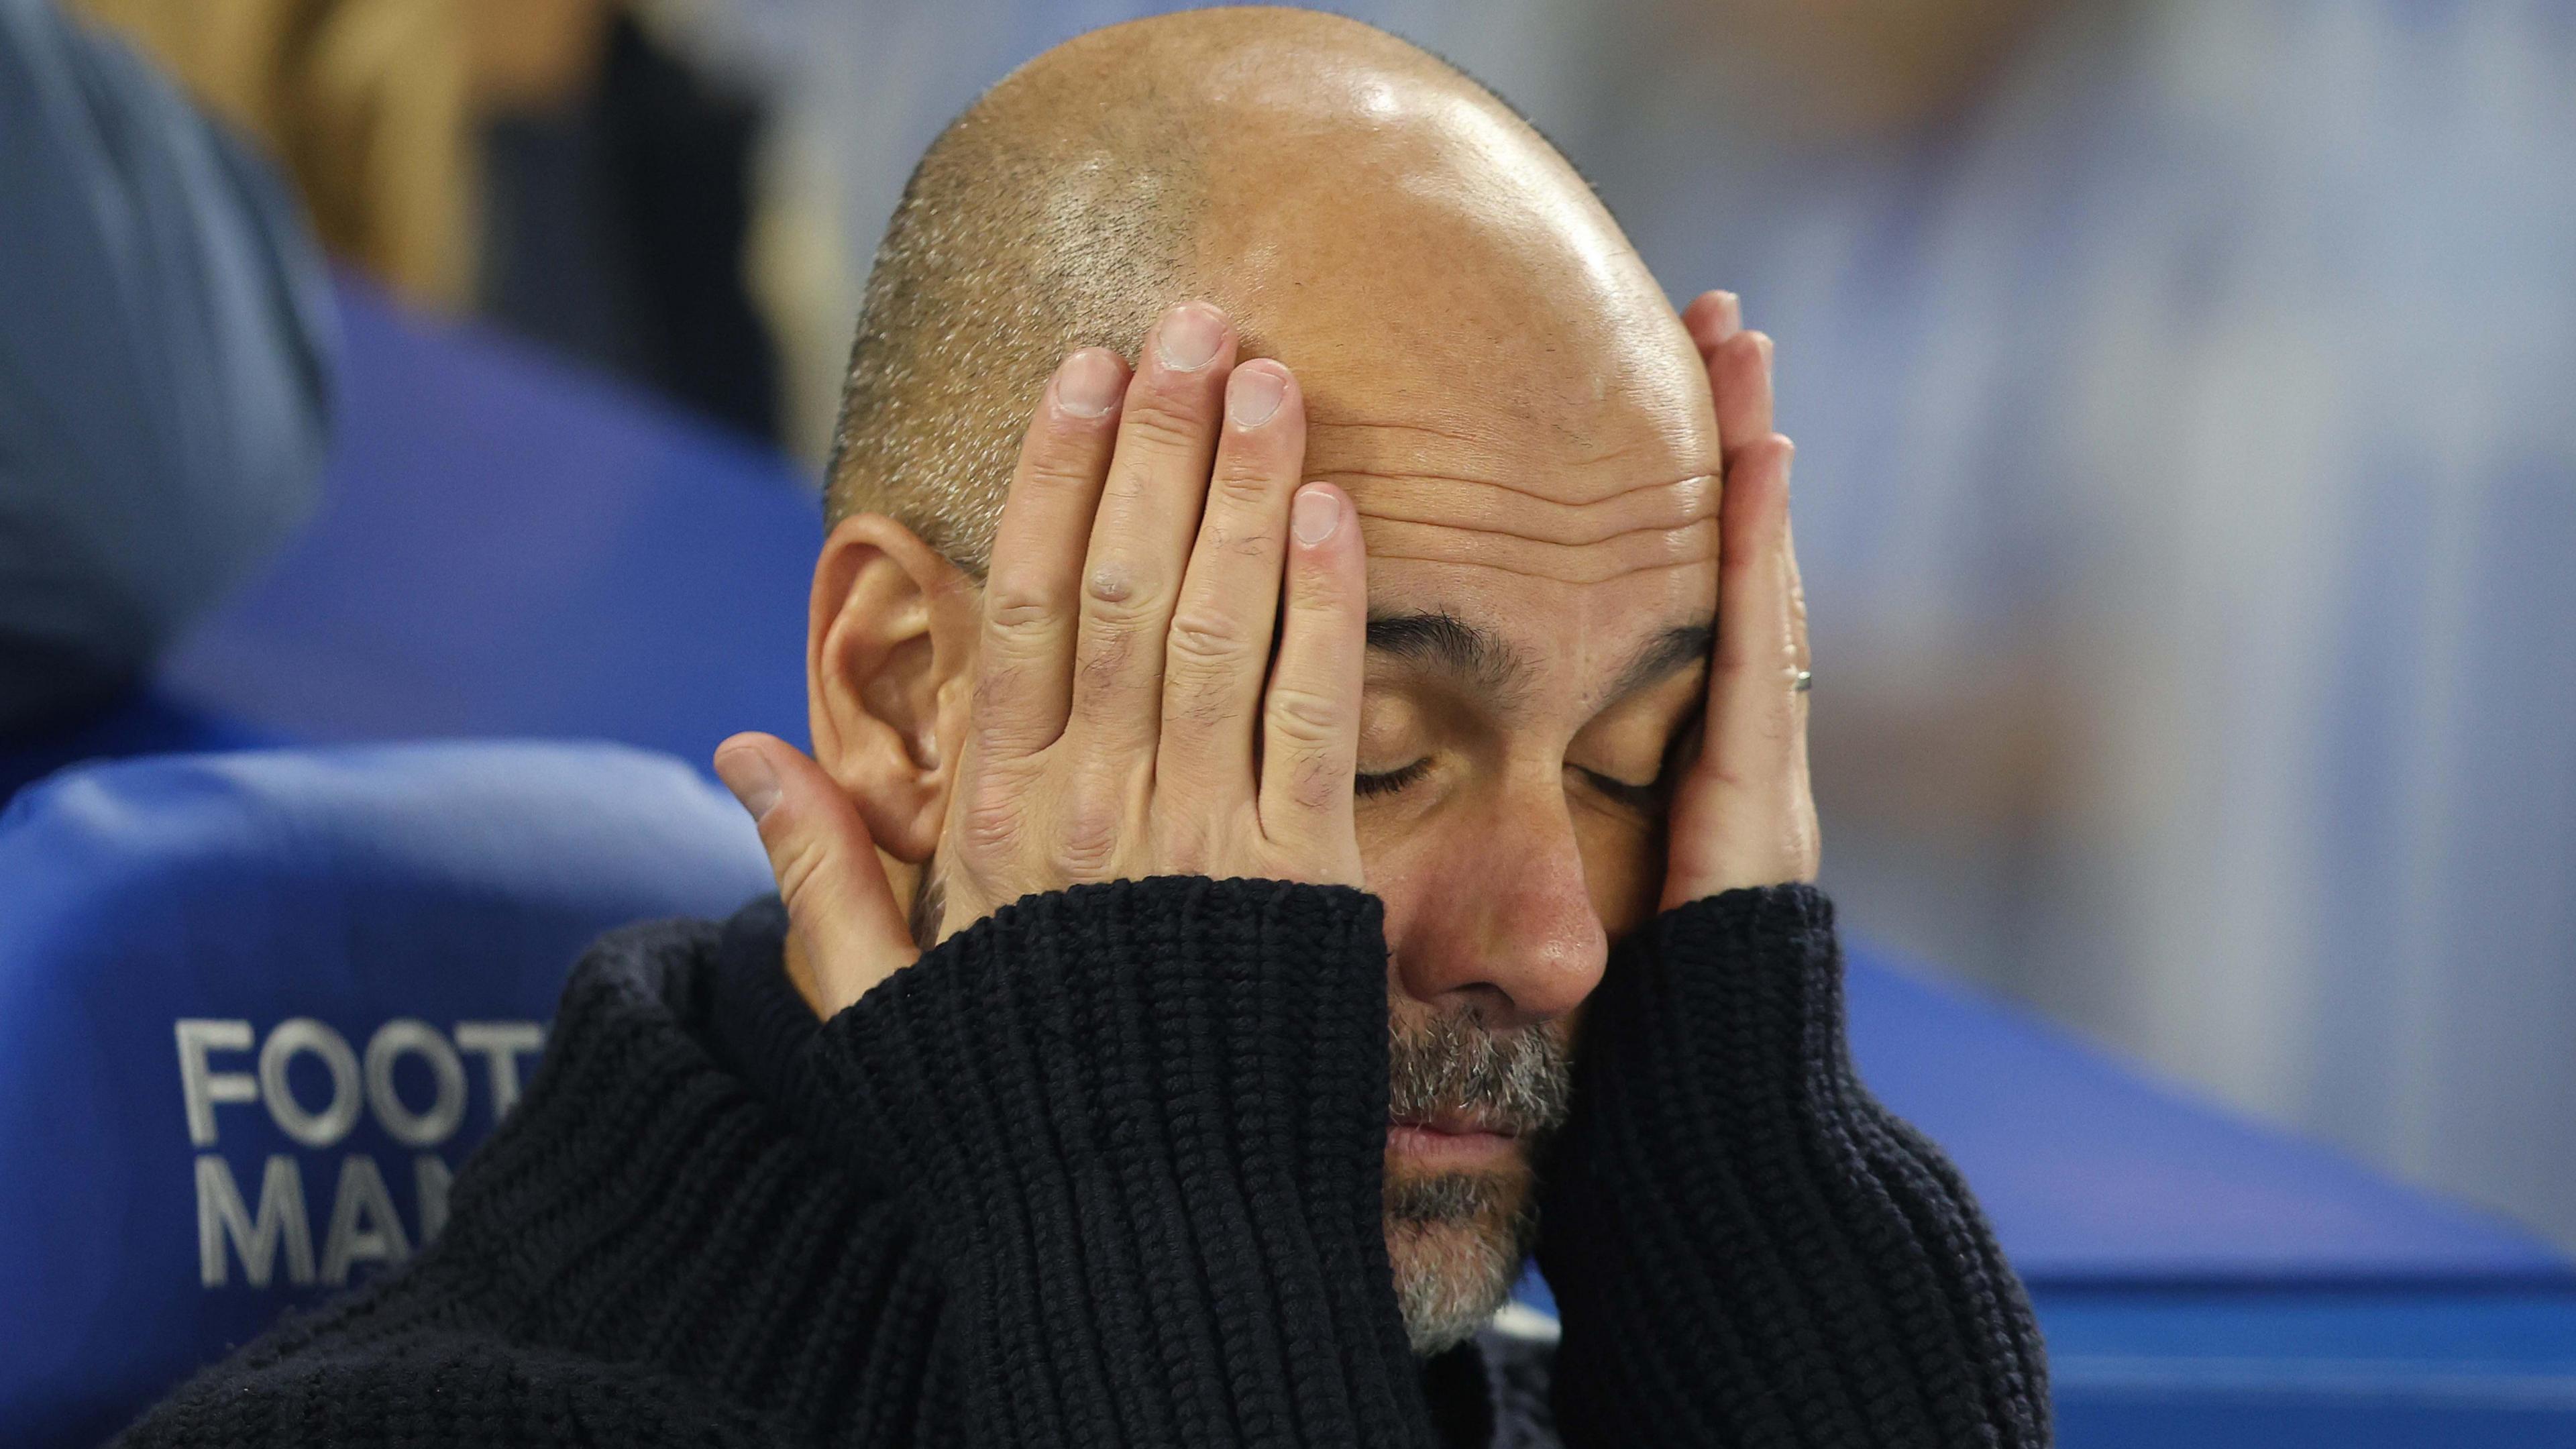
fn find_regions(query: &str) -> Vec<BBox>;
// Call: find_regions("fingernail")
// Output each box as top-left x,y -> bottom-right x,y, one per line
1228,363 -> 1285,427
1157,303 -> 1225,371
1753,331 -> 1774,368
1055,349 -> 1122,417
714,747 -> 780,820
1291,484 -> 1339,545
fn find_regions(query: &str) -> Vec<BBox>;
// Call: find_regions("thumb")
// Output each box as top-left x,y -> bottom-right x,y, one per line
713,733 -> 920,1014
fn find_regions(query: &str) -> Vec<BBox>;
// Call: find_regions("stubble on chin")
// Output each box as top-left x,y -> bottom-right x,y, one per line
1381,1008 -> 1570,1355
1383,1161 -> 1540,1355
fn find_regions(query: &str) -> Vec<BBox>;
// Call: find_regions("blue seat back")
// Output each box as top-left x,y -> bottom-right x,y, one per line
0,743 -> 772,1448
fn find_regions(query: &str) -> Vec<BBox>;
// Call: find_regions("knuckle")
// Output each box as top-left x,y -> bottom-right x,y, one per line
770,831 -> 834,914
983,590 -> 1059,643
1118,396 -> 1213,453
957,773 -> 1028,855
1208,466 -> 1281,514
1265,684 -> 1347,744
1020,448 -> 1103,492
957,804 -> 1019,859
1165,606 -> 1252,665
1053,800 -> 1123,879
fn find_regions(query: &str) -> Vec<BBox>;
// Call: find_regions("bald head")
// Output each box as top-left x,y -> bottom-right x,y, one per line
827,6 -> 1705,578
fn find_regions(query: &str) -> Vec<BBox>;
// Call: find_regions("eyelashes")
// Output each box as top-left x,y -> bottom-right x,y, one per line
1580,767 -> 1668,814
1351,757 -> 1668,812
1353,759 -> 1434,798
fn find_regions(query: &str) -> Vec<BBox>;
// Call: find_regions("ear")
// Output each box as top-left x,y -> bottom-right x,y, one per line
806,514 -> 980,865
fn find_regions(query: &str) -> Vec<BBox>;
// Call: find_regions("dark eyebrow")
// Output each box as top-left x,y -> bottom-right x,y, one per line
1364,610 -> 1713,705
1364,610 -> 1525,695
1609,621 -> 1715,700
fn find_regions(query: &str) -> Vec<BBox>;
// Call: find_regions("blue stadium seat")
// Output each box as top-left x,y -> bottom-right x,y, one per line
0,742 -> 773,1449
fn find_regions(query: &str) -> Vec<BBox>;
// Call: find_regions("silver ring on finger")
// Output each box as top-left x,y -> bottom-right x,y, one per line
1791,667 -> 1813,693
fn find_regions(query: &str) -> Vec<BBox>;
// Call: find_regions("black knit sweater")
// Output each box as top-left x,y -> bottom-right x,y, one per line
113,877 -> 2049,1448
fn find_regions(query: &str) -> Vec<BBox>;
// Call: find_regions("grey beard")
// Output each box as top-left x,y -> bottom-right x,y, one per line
1384,1006 -> 1572,1355
1385,1173 -> 1540,1354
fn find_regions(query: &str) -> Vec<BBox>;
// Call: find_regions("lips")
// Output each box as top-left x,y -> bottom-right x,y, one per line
1385,1110 -> 1523,1170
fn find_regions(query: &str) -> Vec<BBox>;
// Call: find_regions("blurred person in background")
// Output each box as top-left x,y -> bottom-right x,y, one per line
0,0 -> 334,736
68,0 -> 478,308
471,0 -> 782,441
1559,0 -> 2576,1250
83,0 -> 785,442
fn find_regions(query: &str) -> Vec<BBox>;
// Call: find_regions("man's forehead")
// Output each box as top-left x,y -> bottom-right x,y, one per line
1358,530 -> 1718,729
1306,341 -> 1719,634
1284,282 -> 1719,592
1333,459 -> 1719,586
1320,385 -> 1719,708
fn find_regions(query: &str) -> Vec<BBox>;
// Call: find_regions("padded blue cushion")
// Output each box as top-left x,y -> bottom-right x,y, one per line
155,278 -> 820,762
0,742 -> 772,1449
1843,955 -> 2575,1288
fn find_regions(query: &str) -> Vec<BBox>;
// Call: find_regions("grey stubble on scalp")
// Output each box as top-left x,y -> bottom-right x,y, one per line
825,74 -> 1208,577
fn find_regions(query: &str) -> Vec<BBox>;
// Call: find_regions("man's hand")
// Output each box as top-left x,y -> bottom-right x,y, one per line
714,302 -> 1369,1015
1661,290 -> 1821,907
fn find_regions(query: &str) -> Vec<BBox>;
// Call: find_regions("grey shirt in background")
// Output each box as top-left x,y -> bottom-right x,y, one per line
0,0 -> 334,733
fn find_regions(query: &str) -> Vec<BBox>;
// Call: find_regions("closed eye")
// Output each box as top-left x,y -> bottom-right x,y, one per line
1576,765 -> 1667,814
1354,759 -> 1432,798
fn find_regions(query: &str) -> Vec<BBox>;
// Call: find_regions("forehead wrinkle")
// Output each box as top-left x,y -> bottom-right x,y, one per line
1312,463 -> 1719,513
1355,504 -> 1714,551
1362,516 -> 1717,586
1312,413 -> 1692,472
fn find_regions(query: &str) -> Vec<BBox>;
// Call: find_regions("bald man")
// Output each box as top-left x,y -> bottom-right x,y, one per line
117,11 -> 2047,1448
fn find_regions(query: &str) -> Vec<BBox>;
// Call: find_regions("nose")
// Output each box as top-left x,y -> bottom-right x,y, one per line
1383,787 -> 1608,1028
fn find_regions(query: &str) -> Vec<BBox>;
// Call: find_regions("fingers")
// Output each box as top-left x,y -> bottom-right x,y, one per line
968,347 -> 1128,765
713,733 -> 920,1014
1709,435 -> 1799,758
1681,289 -> 1743,361
1672,431 -> 1818,896
1157,359 -> 1304,798
1688,288 -> 1773,472
1257,483 -> 1366,871
1711,331 -> 1774,471
1067,303 -> 1237,760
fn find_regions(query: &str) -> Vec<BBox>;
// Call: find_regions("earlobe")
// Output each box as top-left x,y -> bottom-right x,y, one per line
806,515 -> 977,863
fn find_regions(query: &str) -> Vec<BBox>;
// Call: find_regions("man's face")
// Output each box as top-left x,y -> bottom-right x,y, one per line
1330,372 -> 1718,1348
1201,124 -> 1725,1346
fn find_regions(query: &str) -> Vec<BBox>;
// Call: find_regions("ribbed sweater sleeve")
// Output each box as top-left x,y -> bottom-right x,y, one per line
791,875 -> 1442,1449
1536,885 -> 2051,1448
